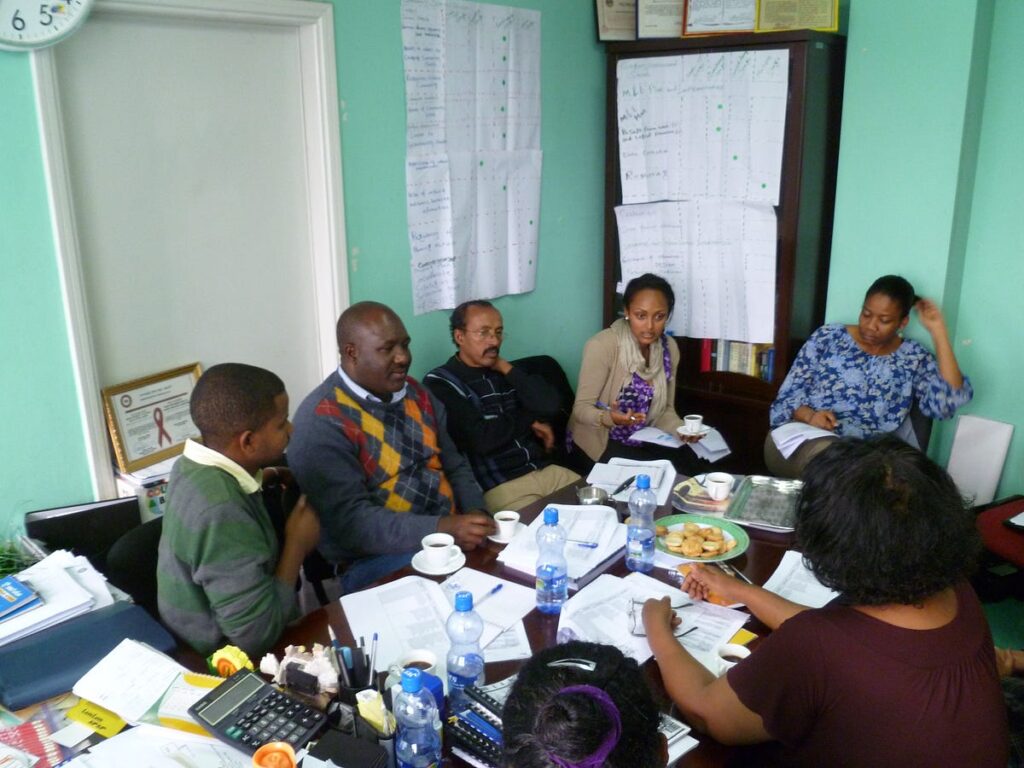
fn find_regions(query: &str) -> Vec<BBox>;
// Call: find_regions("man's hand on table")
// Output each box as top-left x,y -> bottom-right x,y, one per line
437,512 -> 496,549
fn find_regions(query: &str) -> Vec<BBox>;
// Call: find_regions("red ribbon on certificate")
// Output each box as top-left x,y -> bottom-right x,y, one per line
154,407 -> 173,447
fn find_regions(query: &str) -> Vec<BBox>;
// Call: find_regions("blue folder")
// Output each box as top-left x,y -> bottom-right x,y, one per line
0,601 -> 176,710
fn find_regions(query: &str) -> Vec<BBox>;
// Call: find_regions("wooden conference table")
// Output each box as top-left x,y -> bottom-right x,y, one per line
279,478 -> 795,767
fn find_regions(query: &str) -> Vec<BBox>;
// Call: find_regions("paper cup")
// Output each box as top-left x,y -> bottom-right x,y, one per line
494,510 -> 520,539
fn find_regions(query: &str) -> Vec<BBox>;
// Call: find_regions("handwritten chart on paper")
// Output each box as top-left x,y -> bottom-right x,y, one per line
615,200 -> 777,342
402,0 -> 541,315
617,50 -> 788,205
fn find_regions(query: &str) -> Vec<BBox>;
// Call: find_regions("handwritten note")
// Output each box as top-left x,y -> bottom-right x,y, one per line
617,50 -> 788,206
615,199 -> 776,342
402,0 -> 542,314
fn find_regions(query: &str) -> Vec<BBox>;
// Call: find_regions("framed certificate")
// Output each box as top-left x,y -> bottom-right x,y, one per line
755,0 -> 839,33
102,363 -> 203,472
637,0 -> 685,39
596,0 -> 637,42
683,0 -> 756,37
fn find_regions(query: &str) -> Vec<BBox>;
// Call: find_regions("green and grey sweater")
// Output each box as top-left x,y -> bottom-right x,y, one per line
157,456 -> 297,656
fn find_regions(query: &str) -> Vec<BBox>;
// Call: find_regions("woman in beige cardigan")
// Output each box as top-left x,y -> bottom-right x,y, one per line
568,274 -> 704,474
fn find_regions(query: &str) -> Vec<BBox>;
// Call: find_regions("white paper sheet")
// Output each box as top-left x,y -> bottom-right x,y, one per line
496,505 -> 625,587
340,576 -> 453,674
440,567 -> 537,647
402,0 -> 542,314
946,414 -> 1014,505
72,639 -> 185,723
81,724 -> 249,768
770,422 -> 837,459
760,550 -> 838,609
615,200 -> 777,343
617,50 -> 788,205
479,621 -> 532,663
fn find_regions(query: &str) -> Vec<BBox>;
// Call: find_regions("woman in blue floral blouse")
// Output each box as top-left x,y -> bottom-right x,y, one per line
765,275 -> 972,477
569,273 -> 704,474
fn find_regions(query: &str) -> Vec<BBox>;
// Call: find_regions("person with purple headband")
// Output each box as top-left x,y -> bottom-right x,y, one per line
502,641 -> 667,768
568,273 -> 706,476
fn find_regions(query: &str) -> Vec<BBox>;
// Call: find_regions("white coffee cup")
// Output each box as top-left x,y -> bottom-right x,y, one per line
705,472 -> 734,501
420,532 -> 458,568
494,510 -> 520,540
384,648 -> 438,690
716,643 -> 751,675
683,414 -> 703,434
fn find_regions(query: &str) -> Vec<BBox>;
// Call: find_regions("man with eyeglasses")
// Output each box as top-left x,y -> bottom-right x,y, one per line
425,300 -> 579,513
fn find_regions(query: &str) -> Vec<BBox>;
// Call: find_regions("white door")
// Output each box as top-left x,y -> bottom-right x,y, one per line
34,0 -> 348,496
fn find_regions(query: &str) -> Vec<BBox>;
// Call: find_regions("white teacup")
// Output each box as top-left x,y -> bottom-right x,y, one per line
705,472 -> 734,501
716,643 -> 751,675
420,532 -> 458,568
494,510 -> 520,540
682,414 -> 703,434
384,648 -> 438,690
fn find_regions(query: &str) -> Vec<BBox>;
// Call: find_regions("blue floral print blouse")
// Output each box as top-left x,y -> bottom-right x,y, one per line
769,323 -> 973,437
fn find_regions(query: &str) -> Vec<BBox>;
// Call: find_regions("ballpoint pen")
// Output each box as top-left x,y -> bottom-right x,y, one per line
328,626 -> 352,687
367,632 -> 378,687
611,474 -> 637,497
566,539 -> 599,549
475,583 -> 503,607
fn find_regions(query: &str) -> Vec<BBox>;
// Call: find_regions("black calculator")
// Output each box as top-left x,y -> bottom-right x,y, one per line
188,668 -> 326,753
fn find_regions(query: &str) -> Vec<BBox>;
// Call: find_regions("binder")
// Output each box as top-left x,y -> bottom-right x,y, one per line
0,602 -> 175,710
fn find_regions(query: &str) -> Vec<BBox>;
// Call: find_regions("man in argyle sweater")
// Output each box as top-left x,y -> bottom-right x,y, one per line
289,302 -> 495,592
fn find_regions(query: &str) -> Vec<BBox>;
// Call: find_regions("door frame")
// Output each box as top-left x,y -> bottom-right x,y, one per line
32,0 -> 348,498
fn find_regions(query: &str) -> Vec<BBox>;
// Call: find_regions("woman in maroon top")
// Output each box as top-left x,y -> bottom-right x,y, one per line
643,435 -> 1009,767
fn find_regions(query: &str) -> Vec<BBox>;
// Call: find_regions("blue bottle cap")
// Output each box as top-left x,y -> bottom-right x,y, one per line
401,667 -> 423,693
543,506 -> 559,525
636,474 -> 651,489
454,590 -> 473,611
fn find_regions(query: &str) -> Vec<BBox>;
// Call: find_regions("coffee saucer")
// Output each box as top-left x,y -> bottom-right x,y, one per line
412,548 -> 466,576
676,425 -> 711,438
488,522 -> 527,545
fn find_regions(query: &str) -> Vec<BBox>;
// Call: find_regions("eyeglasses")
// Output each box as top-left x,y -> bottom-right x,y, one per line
464,328 -> 505,341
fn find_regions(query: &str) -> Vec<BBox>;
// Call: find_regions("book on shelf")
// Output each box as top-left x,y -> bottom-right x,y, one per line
703,340 -> 775,380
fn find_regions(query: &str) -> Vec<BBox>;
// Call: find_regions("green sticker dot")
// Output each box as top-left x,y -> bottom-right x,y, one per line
528,259 -> 533,265
529,219 -> 534,225
500,106 -> 505,112
479,160 -> 484,166
502,185 -> 507,191
502,79 -> 506,86
716,126 -> 721,132
761,183 -> 767,188
733,154 -> 739,160
502,35 -> 507,42
502,55 -> 506,61
718,103 -> 723,109
502,132 -> 506,138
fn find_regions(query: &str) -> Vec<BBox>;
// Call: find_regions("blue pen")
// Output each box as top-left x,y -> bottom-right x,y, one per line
328,625 -> 352,687
475,583 -> 503,607
594,401 -> 612,411
568,540 -> 599,549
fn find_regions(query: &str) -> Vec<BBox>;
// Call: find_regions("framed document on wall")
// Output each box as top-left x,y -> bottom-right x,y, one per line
102,363 -> 202,472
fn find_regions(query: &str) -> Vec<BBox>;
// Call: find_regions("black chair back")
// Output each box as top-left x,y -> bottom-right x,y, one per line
106,517 -> 163,619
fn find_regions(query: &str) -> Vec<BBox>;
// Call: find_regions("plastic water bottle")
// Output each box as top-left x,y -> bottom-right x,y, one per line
626,474 -> 657,573
535,506 -> 568,614
446,590 -> 484,712
394,667 -> 442,768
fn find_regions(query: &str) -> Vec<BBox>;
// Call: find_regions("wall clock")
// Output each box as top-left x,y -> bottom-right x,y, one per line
0,0 -> 95,51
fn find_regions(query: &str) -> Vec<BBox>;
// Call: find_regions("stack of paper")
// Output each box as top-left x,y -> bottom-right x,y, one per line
61,723 -> 249,768
628,426 -> 732,463
497,505 -> 625,590
557,572 -> 748,675
586,459 -> 673,503
0,551 -> 104,647
341,572 -> 537,675
770,422 -> 835,459
761,550 -> 838,608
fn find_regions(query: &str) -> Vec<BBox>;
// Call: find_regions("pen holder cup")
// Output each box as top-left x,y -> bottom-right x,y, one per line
335,683 -> 371,707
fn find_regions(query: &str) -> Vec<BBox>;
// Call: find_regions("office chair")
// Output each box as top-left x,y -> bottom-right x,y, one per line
106,517 -> 163,619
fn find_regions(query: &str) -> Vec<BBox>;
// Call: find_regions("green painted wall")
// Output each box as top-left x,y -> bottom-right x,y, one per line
333,0 -> 606,382
0,55 -> 94,529
953,0 -> 1024,499
827,0 -> 1020,496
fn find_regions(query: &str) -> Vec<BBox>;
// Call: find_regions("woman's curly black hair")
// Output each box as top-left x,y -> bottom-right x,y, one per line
502,641 -> 663,768
795,434 -> 980,606
865,274 -> 919,319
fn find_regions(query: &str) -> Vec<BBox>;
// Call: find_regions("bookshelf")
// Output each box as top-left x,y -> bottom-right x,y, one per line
602,31 -> 846,472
